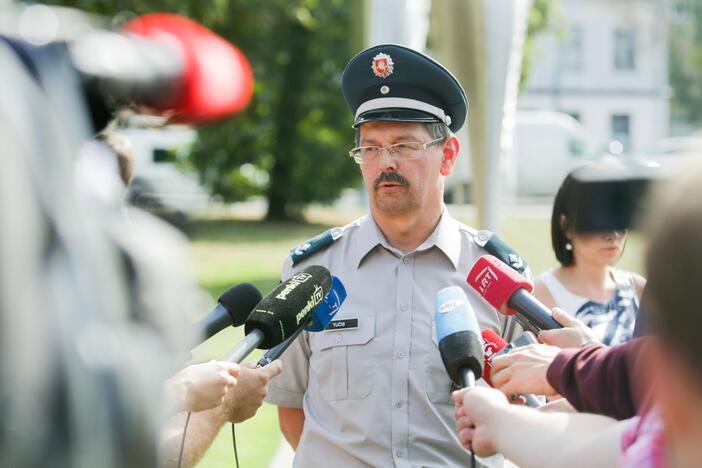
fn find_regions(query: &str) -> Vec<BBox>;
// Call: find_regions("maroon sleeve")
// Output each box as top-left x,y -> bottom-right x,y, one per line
546,338 -> 649,420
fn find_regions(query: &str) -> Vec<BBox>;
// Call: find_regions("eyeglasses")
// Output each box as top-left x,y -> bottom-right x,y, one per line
348,137 -> 445,164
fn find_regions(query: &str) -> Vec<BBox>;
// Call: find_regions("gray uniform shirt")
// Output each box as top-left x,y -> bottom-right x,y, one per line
265,210 -> 520,467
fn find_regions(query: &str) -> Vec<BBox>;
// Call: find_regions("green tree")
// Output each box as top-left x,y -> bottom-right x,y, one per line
191,1 -> 358,221
521,0 -> 558,90
669,0 -> 702,127
46,0 -> 359,221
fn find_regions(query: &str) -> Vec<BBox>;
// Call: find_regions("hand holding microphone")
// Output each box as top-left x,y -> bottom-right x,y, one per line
481,330 -> 541,407
489,344 -> 561,398
453,386 -> 509,457
166,361 -> 240,413
537,308 -> 599,348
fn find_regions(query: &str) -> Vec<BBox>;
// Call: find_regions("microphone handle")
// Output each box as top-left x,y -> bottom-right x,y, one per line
459,368 -> 476,388
508,289 -> 563,330
257,326 -> 305,367
524,394 -> 541,408
193,303 -> 231,343
225,329 -> 265,363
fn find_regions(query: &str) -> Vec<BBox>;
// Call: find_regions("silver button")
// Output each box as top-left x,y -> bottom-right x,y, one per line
335,334 -> 342,342
402,257 -> 410,265
397,351 -> 405,359
400,304 -> 408,311
395,401 -> 402,408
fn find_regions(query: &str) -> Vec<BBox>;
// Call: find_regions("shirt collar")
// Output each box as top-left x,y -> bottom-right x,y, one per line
416,209 -> 461,270
354,209 -> 461,269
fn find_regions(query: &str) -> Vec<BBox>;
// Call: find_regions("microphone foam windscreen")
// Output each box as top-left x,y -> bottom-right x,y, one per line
435,286 -> 480,341
245,265 -> 332,348
435,286 -> 484,385
480,329 -> 508,385
122,13 -> 254,123
466,255 -> 533,315
305,276 -> 346,332
218,283 -> 263,327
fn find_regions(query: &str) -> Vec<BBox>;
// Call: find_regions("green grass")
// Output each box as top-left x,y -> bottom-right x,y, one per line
186,207 -> 646,468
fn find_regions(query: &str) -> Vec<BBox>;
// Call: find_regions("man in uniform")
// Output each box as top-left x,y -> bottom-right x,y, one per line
264,44 -> 522,467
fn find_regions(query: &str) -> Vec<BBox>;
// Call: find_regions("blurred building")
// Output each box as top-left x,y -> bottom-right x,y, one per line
518,0 -> 669,154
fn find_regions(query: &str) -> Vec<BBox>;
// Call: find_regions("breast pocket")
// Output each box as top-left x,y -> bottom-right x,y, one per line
424,317 -> 455,405
309,316 -> 375,401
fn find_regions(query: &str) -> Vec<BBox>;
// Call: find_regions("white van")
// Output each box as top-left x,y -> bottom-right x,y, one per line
513,111 -> 606,197
117,122 -> 209,219
445,110 -> 607,202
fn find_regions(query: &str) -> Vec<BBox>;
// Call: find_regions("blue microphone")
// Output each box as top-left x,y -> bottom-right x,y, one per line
305,276 -> 347,332
257,276 -> 346,366
435,286 -> 484,388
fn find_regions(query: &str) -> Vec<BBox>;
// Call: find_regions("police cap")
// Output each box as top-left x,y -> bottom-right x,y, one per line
342,44 -> 468,133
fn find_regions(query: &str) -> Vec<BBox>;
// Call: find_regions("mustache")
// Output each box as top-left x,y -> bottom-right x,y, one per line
374,172 -> 409,189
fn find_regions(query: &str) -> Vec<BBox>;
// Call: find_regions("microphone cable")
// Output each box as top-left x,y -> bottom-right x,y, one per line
231,423 -> 241,468
176,411 -> 192,468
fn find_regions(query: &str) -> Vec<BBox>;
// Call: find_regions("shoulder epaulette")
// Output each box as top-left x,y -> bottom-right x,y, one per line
473,230 -> 530,278
290,227 -> 344,266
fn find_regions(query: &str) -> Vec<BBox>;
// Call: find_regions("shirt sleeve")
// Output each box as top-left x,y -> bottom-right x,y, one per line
546,338 -> 649,420
264,255 -> 312,409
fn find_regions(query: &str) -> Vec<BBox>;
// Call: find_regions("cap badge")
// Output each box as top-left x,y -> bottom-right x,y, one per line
372,53 -> 394,78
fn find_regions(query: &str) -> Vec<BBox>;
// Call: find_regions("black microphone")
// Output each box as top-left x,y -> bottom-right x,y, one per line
225,265 -> 332,363
257,275 -> 347,367
435,286 -> 484,388
191,283 -> 262,344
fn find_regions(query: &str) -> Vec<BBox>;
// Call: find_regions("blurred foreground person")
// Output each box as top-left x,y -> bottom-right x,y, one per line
535,170 -> 646,346
453,163 -> 702,468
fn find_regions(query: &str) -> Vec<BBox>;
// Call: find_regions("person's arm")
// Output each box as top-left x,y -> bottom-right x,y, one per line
537,397 -> 575,413
278,407 -> 305,449
160,408 -> 225,468
453,387 -> 626,468
546,338 -> 648,420
159,361 -> 283,467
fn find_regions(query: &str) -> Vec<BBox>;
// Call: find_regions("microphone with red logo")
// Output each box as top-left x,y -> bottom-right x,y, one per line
467,255 -> 562,331
481,329 -> 540,407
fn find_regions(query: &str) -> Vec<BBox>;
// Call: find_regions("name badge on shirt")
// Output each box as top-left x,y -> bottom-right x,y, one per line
325,318 -> 359,331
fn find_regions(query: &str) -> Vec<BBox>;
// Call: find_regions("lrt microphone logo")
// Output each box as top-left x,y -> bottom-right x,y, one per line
483,340 -> 499,360
475,266 -> 499,296
296,284 -> 325,324
276,272 -> 313,300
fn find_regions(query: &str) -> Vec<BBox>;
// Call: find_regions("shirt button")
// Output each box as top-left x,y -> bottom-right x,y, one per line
335,335 -> 342,342
396,449 -> 404,457
402,257 -> 411,265
395,401 -> 403,408
400,304 -> 408,311
397,351 -> 405,359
